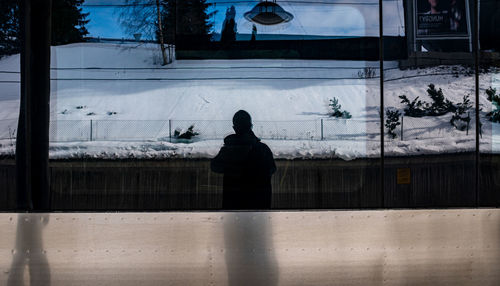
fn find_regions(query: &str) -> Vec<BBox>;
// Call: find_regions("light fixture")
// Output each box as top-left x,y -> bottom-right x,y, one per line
244,0 -> 294,26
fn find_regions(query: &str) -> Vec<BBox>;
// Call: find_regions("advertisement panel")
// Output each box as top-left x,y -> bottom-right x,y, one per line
415,0 -> 469,38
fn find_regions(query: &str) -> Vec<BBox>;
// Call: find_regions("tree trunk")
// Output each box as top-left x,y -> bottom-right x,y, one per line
156,0 -> 168,65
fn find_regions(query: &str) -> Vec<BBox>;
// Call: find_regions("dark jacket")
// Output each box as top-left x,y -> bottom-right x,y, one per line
211,131 -> 276,209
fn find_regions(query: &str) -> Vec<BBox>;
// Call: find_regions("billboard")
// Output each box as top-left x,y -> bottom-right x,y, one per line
415,0 -> 469,38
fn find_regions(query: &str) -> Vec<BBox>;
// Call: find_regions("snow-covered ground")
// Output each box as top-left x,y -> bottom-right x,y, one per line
0,43 -> 498,160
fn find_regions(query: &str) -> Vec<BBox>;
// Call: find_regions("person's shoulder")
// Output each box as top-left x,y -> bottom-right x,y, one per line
255,141 -> 272,153
223,134 -> 238,145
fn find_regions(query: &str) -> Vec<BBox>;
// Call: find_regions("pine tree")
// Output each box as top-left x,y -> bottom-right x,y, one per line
159,0 -> 176,44
51,0 -> 89,45
122,0 -> 214,46
0,0 -> 20,57
486,87 -> 500,122
399,94 -> 427,117
328,97 -> 352,119
450,95 -> 472,131
220,6 -> 236,42
163,0 -> 215,45
385,109 -> 401,139
426,84 -> 454,116
0,0 -> 89,57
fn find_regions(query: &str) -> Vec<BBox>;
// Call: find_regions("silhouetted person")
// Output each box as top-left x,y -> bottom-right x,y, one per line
211,110 -> 276,209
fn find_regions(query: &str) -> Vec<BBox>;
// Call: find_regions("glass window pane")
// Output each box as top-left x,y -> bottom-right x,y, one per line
0,0 -> 20,210
383,0 -> 476,207
46,0 -> 382,210
479,0 -> 500,206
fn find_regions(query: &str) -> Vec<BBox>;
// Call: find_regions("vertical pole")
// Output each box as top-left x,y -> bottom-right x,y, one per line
90,120 -> 93,141
466,112 -> 470,136
321,119 -> 324,140
16,0 -> 52,210
169,119 -> 172,142
474,0 -> 480,207
401,115 -> 404,141
379,0 -> 385,206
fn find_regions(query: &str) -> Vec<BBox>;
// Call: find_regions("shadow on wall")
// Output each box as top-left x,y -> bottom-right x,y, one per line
224,213 -> 279,286
7,214 -> 51,286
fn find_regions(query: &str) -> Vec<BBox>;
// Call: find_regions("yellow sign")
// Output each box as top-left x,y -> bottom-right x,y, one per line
397,168 -> 411,185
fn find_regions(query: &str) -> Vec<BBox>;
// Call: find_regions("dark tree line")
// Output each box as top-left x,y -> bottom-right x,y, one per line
51,0 -> 89,46
0,0 -> 20,57
120,0 -> 214,65
121,0 -> 214,45
0,0 -> 89,57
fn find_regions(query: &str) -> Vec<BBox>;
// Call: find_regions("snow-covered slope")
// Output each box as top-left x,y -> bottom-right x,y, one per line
0,43 -> 498,159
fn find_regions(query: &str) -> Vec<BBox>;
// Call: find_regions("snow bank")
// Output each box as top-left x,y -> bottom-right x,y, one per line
0,43 -> 499,160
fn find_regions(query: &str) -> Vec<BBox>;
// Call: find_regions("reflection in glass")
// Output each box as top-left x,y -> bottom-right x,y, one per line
479,0 -> 500,206
383,0 -> 476,207
36,0 -> 384,210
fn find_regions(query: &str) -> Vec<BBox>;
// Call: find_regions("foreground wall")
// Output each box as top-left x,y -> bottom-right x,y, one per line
2,153 -> 499,210
1,209 -> 499,285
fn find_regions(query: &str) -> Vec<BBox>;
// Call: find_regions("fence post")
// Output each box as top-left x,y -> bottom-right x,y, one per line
466,112 -> 470,136
401,115 -> 404,141
90,120 -> 93,141
169,119 -> 172,142
320,119 -> 324,140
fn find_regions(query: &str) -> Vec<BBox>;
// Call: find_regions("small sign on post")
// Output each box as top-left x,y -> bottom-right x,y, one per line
397,168 -> 411,185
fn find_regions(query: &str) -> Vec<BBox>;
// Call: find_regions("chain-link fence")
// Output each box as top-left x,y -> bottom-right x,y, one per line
0,119 -> 17,140
171,119 -> 372,141
49,120 -> 91,142
322,118 -> 379,140
47,119 -> 375,142
387,115 -> 475,141
169,120 -> 233,140
93,120 -> 168,141
1,117 -> 479,143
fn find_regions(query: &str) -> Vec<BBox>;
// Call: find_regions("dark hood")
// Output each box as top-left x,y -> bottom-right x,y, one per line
224,130 -> 261,146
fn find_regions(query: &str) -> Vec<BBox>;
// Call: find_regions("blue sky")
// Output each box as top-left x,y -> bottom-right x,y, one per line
82,0 -> 404,39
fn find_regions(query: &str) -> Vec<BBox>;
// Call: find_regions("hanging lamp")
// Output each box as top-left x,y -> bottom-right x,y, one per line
244,0 -> 294,26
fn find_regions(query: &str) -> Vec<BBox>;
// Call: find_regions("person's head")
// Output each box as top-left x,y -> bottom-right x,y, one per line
428,0 -> 441,12
233,110 -> 252,134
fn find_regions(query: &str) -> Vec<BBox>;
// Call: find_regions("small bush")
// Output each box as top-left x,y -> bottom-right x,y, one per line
174,125 -> 199,140
426,84 -> 454,116
385,109 -> 401,139
328,97 -> 352,119
485,87 -> 500,122
399,95 -> 427,117
450,95 -> 472,131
